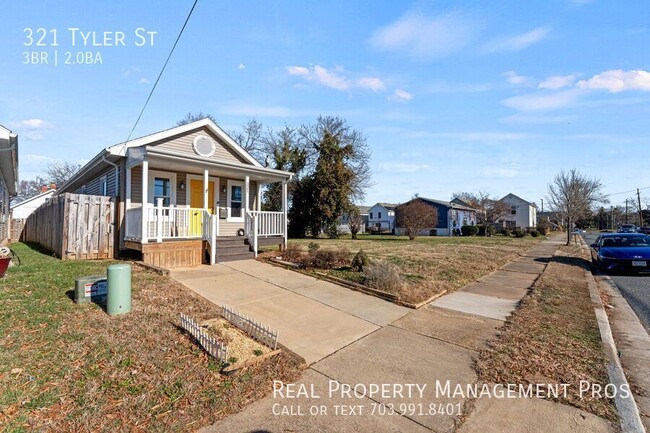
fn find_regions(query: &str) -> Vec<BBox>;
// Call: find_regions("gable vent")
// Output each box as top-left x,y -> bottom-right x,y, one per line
193,135 -> 215,157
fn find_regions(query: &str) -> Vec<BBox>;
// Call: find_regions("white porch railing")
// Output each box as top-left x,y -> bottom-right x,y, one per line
245,210 -> 286,257
144,205 -> 206,241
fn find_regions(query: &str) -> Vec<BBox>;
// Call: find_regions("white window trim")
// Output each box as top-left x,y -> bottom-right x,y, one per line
100,175 -> 108,196
186,173 -> 219,211
148,169 -> 177,207
227,179 -> 245,222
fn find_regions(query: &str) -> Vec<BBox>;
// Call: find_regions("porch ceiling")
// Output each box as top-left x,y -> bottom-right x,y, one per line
143,149 -> 291,183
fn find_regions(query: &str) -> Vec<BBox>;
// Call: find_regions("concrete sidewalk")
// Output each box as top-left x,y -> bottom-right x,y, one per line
182,235 -> 613,433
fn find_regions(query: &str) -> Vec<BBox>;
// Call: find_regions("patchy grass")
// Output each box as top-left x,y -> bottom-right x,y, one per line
476,244 -> 617,423
0,243 -> 303,432
263,234 -> 542,304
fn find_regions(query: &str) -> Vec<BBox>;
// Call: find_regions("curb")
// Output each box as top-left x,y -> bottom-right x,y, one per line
579,236 -> 646,433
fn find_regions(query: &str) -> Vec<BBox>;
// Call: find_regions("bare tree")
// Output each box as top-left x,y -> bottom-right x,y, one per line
347,206 -> 364,240
229,119 -> 265,161
47,161 -> 81,187
396,199 -> 438,240
452,191 -> 510,236
176,112 -> 216,126
547,169 -> 607,245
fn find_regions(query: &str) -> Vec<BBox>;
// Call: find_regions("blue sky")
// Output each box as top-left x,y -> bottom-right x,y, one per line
1,0 -> 649,208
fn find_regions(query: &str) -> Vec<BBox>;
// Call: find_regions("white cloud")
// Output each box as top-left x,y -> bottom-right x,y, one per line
357,77 -> 386,92
20,118 -> 47,129
482,27 -> 550,53
139,78 -> 151,84
286,65 -> 385,92
390,89 -> 413,102
377,162 -> 432,173
576,69 -> 650,93
502,89 -> 580,111
500,113 -> 574,124
238,63 -> 246,70
503,71 -> 531,85
369,11 -> 478,60
538,74 -> 577,89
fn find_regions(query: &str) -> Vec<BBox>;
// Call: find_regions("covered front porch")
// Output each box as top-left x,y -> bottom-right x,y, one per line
122,146 -> 291,266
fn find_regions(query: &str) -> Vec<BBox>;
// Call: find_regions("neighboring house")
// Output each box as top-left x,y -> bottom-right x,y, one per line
58,118 -> 293,267
395,197 -> 478,237
498,193 -> 537,229
10,189 -> 56,219
368,203 -> 397,233
338,205 -> 370,234
0,125 -> 19,245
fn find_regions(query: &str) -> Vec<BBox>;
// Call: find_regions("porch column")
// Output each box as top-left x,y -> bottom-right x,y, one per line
203,168 -> 209,211
141,160 -> 148,244
257,182 -> 262,211
282,180 -> 288,248
244,176 -> 250,213
125,166 -> 131,237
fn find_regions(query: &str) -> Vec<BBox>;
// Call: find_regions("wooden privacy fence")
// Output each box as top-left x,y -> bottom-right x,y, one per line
9,218 -> 25,242
179,313 -> 229,362
221,305 -> 279,349
21,193 -> 115,260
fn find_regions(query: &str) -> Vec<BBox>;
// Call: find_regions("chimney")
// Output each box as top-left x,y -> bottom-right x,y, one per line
41,185 -> 48,192
50,182 -> 57,190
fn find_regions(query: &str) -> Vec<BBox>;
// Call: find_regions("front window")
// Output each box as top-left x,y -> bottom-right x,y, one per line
378,212 -> 382,219
511,206 -> 517,215
154,177 -> 171,207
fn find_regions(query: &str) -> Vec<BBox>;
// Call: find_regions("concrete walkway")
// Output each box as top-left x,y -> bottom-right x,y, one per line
171,260 -> 410,365
176,236 -> 614,433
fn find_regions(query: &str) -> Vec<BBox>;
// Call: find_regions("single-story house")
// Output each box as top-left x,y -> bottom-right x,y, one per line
396,197 -> 478,236
58,118 -> 293,267
368,203 -> 397,233
0,125 -> 19,245
497,193 -> 537,229
338,205 -> 370,234
10,189 -> 56,219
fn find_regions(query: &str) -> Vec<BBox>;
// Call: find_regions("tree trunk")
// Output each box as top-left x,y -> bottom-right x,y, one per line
566,218 -> 571,245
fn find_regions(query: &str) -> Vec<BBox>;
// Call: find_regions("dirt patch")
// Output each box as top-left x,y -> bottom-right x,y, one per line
201,318 -> 271,364
476,244 -> 618,424
0,243 -> 304,432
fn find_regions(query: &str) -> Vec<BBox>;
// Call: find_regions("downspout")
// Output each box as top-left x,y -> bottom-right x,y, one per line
101,156 -> 120,196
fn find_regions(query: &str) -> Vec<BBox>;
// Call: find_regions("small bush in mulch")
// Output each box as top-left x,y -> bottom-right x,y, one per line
363,260 -> 403,293
307,242 -> 320,255
307,247 -> 350,270
501,229 -> 512,237
530,230 -> 540,237
281,243 -> 305,263
351,249 -> 370,272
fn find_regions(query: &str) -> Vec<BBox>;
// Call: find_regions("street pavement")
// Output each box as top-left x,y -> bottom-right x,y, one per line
173,235 -> 614,433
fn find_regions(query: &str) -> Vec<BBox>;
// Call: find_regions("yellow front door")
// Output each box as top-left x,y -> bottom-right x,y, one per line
189,179 -> 216,236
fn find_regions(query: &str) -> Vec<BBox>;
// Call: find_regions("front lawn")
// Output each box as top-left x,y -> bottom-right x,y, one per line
0,243 -> 303,432
266,233 -> 543,304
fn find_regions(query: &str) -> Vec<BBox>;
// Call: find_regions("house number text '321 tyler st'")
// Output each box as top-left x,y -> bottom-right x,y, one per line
22,27 -> 157,66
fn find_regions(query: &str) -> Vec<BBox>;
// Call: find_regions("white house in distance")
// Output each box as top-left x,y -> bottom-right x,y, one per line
10,189 -> 56,219
498,193 -> 537,229
368,202 -> 397,233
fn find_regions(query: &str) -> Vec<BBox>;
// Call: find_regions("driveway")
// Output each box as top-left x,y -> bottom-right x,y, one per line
171,260 -> 410,364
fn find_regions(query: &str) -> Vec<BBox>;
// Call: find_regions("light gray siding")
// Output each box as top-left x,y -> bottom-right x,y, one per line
146,127 -> 250,164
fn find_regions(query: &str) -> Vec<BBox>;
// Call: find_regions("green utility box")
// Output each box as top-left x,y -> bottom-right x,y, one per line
74,276 -> 107,304
106,264 -> 132,316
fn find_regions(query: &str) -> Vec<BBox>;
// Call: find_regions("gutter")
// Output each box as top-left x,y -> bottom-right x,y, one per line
102,155 -> 120,195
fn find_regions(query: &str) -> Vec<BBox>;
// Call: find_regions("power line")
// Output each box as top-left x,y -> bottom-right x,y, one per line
120,0 -> 199,150
603,186 -> 650,198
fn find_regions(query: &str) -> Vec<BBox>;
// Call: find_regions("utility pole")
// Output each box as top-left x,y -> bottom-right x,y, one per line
611,206 -> 614,231
625,199 -> 628,224
541,199 -> 544,213
638,188 -> 644,227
